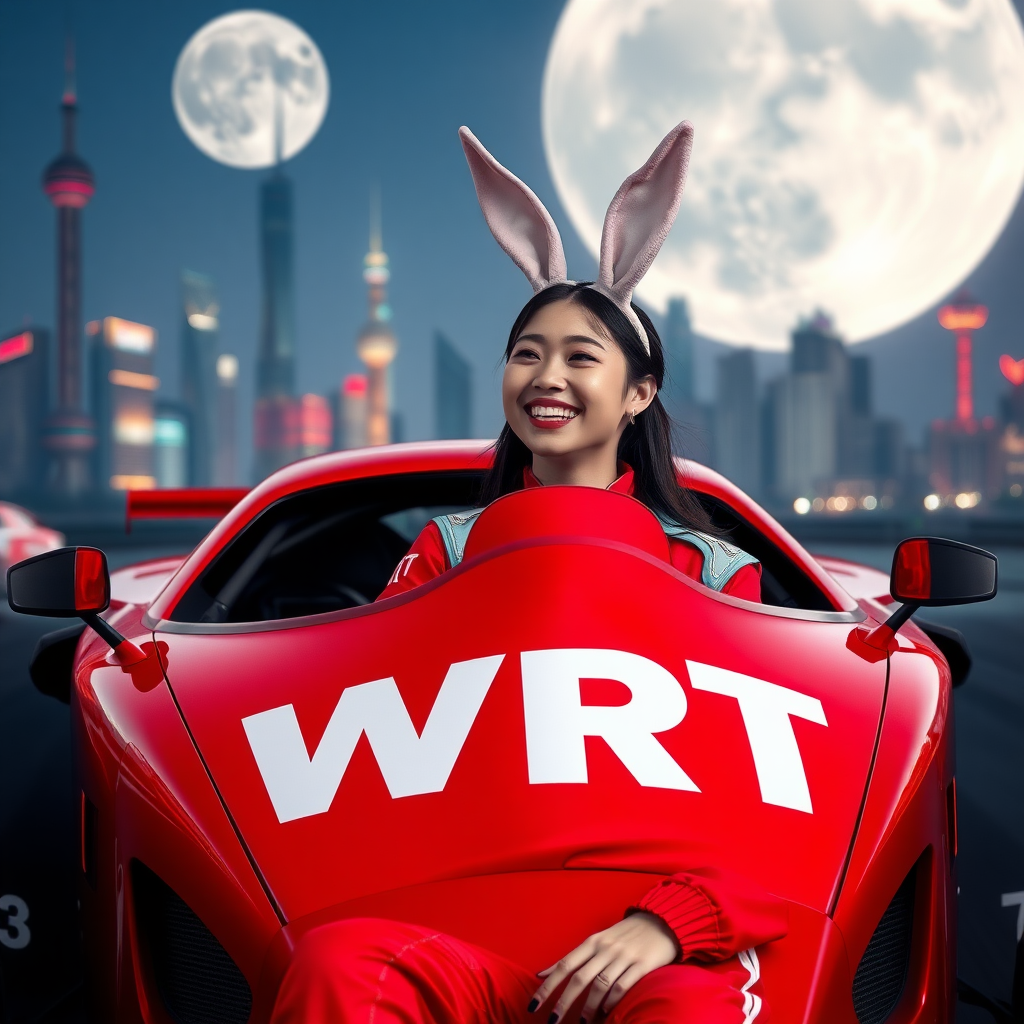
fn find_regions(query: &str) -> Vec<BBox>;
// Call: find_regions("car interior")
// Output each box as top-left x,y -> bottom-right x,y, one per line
167,470 -> 836,624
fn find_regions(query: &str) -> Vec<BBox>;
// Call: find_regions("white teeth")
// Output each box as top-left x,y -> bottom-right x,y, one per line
527,406 -> 578,420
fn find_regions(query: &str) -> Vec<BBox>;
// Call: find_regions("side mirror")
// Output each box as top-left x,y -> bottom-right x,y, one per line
891,537 -> 997,607
7,547 -> 145,664
6,547 -> 110,616
865,537 -> 997,650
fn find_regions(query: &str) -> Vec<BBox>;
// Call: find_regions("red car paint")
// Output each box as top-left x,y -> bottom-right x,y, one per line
67,442 -> 954,1024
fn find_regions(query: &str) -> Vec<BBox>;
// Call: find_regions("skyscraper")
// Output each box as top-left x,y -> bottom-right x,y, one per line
0,328 -> 50,497
153,400 -> 190,488
89,318 -> 159,492
42,40 -> 96,496
714,349 -> 759,496
770,312 -> 847,501
434,333 -> 472,439
180,269 -> 220,485
357,192 -> 397,446
254,172 -> 298,478
662,298 -> 695,405
336,374 -> 368,450
214,354 -> 239,485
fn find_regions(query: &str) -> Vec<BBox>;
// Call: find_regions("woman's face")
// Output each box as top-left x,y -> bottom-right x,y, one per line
502,299 -> 655,460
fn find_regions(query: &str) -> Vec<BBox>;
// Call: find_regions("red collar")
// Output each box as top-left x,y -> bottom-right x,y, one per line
523,464 -> 635,496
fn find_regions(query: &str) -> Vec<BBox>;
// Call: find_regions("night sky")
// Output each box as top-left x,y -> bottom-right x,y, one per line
2,0 -> 1024,476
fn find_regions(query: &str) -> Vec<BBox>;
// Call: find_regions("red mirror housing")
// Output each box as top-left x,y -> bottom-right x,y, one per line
892,539 -> 931,602
890,537 -> 996,607
74,548 -> 110,612
7,546 -> 110,616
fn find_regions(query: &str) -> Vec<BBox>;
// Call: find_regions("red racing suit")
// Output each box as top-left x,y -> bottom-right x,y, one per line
272,470 -> 782,1022
379,466 -> 762,603
270,868 -> 788,1024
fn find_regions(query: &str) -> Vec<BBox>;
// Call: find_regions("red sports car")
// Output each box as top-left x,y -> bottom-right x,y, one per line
6,442 -> 998,1024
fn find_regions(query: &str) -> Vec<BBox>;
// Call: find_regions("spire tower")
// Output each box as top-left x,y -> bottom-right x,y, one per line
356,188 -> 397,446
42,37 -> 96,496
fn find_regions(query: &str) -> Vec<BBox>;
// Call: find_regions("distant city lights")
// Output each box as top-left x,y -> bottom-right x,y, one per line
792,492 -> 891,514
216,353 -> 239,382
923,491 -> 983,510
1011,483 -> 1023,497
187,312 -> 219,331
108,368 -> 159,391
0,331 -> 33,364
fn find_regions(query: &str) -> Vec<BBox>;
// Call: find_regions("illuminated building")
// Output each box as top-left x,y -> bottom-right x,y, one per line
89,318 -> 158,491
42,39 -> 96,496
336,374 -> 368,450
356,193 -> 398,446
254,172 -> 298,478
154,401 -> 190,488
435,333 -> 472,439
927,292 -> 1000,503
180,270 -> 220,484
297,394 -> 332,458
214,354 -> 239,485
714,349 -> 759,496
938,291 -> 987,422
0,328 -> 50,496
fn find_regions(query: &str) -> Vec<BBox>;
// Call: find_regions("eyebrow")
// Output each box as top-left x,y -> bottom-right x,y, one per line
514,333 -> 607,349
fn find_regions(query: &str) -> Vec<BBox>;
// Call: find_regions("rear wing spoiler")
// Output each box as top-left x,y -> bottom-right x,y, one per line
126,488 -> 249,531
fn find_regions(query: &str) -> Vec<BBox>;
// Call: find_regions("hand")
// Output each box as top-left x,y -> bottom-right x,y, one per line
528,912 -> 679,1023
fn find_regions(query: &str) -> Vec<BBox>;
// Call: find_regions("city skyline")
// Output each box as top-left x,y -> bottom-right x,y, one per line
3,1 -> 1024,480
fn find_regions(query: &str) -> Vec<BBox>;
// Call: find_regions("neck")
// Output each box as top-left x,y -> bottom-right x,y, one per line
530,440 -> 621,489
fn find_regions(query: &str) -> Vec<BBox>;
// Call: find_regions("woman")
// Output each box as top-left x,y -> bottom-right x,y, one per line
378,281 -> 761,603
271,123 -> 785,1024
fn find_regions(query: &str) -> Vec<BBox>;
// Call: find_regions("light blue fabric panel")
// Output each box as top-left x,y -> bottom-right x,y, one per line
656,517 -> 760,591
431,509 -> 484,569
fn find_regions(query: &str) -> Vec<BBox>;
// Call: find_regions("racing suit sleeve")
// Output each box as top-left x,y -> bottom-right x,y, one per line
720,563 -> 762,602
628,867 -> 788,962
377,522 -> 450,600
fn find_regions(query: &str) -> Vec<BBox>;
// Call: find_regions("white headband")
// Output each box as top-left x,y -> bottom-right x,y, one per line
459,121 -> 694,355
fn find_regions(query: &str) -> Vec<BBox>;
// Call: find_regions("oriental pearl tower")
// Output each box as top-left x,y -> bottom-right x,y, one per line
42,39 -> 96,496
357,190 -> 397,446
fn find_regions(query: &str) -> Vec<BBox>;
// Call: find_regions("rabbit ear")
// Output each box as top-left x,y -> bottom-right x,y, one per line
597,121 -> 694,307
459,127 -> 567,292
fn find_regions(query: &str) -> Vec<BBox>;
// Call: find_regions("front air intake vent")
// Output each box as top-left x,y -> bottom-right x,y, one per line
852,867 -> 916,1024
133,863 -> 252,1024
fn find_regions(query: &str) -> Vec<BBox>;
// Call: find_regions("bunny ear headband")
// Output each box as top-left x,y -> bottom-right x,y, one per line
458,120 -> 694,354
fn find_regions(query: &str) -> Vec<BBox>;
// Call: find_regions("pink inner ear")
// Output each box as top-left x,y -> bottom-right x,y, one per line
459,127 -> 567,293
598,121 -> 694,301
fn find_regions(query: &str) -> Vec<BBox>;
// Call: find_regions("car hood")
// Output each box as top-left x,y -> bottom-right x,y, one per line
155,488 -> 886,926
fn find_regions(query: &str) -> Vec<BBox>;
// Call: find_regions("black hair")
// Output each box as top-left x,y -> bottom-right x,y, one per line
478,282 -> 717,534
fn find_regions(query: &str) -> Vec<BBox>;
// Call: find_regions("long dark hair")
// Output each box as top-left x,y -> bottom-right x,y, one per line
478,282 -> 717,534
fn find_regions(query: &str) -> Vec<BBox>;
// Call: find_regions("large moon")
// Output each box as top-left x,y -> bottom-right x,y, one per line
173,10 -> 329,169
542,0 -> 1024,348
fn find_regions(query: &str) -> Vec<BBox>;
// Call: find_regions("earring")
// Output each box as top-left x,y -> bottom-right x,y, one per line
629,409 -> 636,425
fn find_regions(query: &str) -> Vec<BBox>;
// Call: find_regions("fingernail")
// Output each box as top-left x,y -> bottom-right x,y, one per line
548,1013 -> 559,1024
527,1001 -> 539,1014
